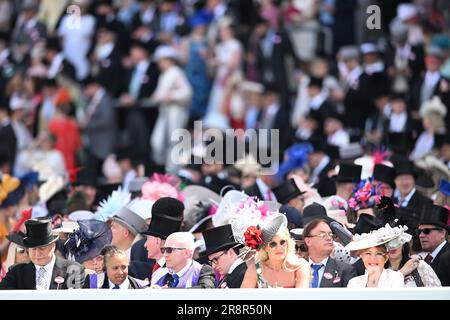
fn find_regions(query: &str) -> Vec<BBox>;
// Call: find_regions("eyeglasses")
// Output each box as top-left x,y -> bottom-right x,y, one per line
417,228 -> 443,235
208,251 -> 226,265
307,232 -> 335,240
361,252 -> 386,259
268,239 -> 287,249
295,244 -> 308,252
160,247 -> 186,254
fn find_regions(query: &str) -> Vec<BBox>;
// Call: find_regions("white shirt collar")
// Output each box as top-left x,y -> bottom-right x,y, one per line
256,178 -> 276,201
157,257 -> 166,267
228,258 -> 244,274
109,277 -> 130,289
424,71 -> 440,87
309,91 -> 328,110
171,260 -> 193,279
431,240 -> 447,259
389,112 -> 407,132
309,256 -> 329,266
136,60 -> 150,73
394,187 -> 416,207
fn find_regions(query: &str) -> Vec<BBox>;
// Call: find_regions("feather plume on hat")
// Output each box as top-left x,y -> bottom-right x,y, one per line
94,187 -> 131,221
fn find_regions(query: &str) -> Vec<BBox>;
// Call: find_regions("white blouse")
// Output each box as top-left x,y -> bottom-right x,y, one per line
347,269 -> 404,288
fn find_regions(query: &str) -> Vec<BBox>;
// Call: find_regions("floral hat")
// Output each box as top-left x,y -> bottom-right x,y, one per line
345,224 -> 412,251
141,173 -> 184,202
230,197 -> 287,251
347,179 -> 381,211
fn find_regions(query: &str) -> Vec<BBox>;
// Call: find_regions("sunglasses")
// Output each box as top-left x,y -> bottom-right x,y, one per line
417,228 -> 443,235
160,247 -> 186,254
268,239 -> 287,249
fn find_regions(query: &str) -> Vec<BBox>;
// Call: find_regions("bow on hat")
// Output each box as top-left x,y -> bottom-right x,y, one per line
0,174 -> 20,205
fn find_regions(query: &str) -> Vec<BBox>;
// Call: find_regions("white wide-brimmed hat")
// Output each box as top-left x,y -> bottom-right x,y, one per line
345,224 -> 411,251
39,176 -> 65,203
153,45 -> 178,62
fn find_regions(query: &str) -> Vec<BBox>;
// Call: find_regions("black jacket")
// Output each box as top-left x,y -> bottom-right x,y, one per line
218,261 -> 247,288
435,245 -> 450,286
0,256 -> 85,290
319,258 -> 357,288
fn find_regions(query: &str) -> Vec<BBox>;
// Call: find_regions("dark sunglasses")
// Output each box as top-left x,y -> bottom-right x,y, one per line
268,239 -> 287,249
417,228 -> 443,235
295,244 -> 308,252
160,247 -> 185,254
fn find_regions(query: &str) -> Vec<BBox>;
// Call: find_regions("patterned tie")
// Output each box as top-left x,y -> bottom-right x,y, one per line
424,254 -> 433,265
36,267 -> 47,290
112,284 -> 120,289
311,264 -> 324,288
170,274 -> 180,288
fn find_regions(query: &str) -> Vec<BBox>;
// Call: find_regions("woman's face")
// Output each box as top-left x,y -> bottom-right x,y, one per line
360,246 -> 388,272
105,254 -> 129,286
388,246 -> 402,260
83,255 -> 104,274
265,235 -> 288,262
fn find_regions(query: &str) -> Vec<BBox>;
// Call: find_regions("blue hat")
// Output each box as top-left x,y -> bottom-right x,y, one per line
0,172 -> 37,208
65,220 -> 112,264
279,204 -> 303,228
189,11 -> 213,28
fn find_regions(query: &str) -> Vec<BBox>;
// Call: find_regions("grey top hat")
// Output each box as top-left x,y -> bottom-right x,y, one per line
339,46 -> 359,60
111,206 -> 147,235
129,177 -> 149,193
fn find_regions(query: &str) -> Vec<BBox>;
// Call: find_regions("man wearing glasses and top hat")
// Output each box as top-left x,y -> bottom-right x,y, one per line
417,203 -> 450,285
202,224 -> 247,288
150,232 -> 215,288
0,219 -> 85,289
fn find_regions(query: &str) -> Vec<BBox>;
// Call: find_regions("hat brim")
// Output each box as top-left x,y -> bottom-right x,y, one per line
110,217 -> 139,235
345,233 -> 398,251
331,175 -> 360,183
201,242 -> 243,258
22,235 -> 59,249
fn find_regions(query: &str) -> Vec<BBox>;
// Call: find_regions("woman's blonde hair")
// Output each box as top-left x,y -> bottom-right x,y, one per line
256,227 -> 302,271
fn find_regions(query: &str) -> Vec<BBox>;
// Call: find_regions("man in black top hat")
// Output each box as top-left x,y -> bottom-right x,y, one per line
373,164 -> 396,198
141,198 -> 184,278
322,163 -> 362,212
0,219 -> 85,290
418,203 -> 450,285
393,160 -> 432,220
272,178 -> 306,214
202,224 -> 246,288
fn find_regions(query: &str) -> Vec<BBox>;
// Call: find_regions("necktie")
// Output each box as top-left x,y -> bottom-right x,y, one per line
152,263 -> 160,274
424,254 -> 433,265
265,190 -> 273,201
170,274 -> 180,288
112,284 -> 120,289
311,264 -> 324,288
36,267 -> 47,290
129,66 -> 144,98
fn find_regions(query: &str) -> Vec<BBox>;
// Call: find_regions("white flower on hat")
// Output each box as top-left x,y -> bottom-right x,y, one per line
346,224 -> 411,251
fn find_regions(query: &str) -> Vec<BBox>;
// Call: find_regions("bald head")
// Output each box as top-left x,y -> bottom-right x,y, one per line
166,232 -> 195,252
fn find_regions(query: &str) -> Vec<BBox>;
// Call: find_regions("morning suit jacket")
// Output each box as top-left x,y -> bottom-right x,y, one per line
319,258 -> 357,288
84,91 -> 117,160
395,189 -> 432,221
0,256 -> 85,290
122,61 -> 160,101
95,44 -> 123,97
409,74 -> 441,112
435,246 -> 450,286
218,261 -> 247,288
0,121 -> 17,170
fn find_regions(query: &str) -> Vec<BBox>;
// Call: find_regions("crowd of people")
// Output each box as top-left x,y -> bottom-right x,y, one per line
0,0 -> 449,291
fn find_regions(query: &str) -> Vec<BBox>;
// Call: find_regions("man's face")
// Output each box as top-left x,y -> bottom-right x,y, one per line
75,185 -> 97,206
111,221 -> 130,249
82,255 -> 104,274
144,235 -> 162,259
163,237 -> 189,271
304,222 -> 334,258
28,243 -> 56,266
106,254 -> 129,286
418,224 -> 446,252
288,195 -> 306,213
208,249 -> 235,276
395,174 -> 415,196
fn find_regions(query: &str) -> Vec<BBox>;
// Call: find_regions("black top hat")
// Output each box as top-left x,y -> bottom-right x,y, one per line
141,214 -> 182,239
331,163 -> 362,183
353,214 -> 382,235
271,178 -> 305,205
152,197 -> 185,219
373,164 -> 396,188
72,168 -> 97,187
22,219 -> 59,248
202,224 -> 241,256
303,202 -> 337,226
388,132 -> 413,155
419,204 -> 449,230
394,160 -> 418,178
131,39 -> 150,54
